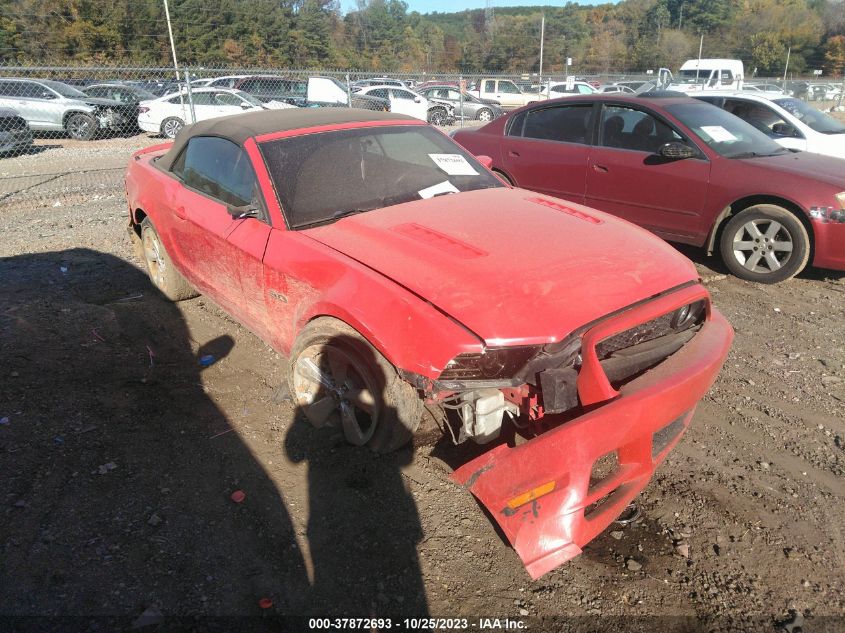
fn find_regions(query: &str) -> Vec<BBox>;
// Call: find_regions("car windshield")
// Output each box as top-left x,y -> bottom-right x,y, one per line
664,102 -> 789,158
233,90 -> 263,106
41,80 -> 87,98
260,125 -> 503,229
773,98 -> 845,135
677,69 -> 712,85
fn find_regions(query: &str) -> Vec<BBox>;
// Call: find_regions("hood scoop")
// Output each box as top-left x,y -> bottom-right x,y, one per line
391,222 -> 488,259
527,197 -> 603,225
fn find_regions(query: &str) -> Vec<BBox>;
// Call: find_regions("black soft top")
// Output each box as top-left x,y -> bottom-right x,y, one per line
156,108 -> 418,171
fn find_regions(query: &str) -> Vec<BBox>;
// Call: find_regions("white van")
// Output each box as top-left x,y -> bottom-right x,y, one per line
671,59 -> 744,92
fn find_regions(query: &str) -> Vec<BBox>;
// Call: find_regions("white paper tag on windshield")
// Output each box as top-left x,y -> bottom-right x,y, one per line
700,125 -> 737,142
418,180 -> 459,199
428,153 -> 478,176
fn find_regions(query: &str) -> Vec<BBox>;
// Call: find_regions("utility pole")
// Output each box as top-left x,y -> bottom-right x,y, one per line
678,3 -> 684,30
783,46 -> 791,83
162,0 -> 195,124
539,14 -> 545,89
695,33 -> 703,84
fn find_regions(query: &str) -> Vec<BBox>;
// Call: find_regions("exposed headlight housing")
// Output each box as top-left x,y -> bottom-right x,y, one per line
439,346 -> 540,381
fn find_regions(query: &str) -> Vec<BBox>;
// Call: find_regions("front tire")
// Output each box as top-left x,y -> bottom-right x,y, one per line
427,108 -> 447,126
476,108 -> 493,122
161,117 -> 185,139
140,218 -> 197,301
65,113 -> 98,141
288,318 -> 423,452
719,205 -> 810,283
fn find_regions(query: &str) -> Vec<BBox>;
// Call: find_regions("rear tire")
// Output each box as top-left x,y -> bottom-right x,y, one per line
288,318 -> 423,453
476,108 -> 494,122
719,205 -> 810,284
65,113 -> 98,141
140,218 -> 197,301
161,117 -> 185,139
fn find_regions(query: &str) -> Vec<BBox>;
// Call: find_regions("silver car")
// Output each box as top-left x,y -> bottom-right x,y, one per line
0,78 -> 135,140
419,85 -> 503,122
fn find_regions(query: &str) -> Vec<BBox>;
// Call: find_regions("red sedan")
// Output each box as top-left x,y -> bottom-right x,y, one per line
124,109 -> 732,578
452,93 -> 845,284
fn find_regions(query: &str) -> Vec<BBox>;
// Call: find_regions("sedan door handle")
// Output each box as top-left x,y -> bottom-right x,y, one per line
592,164 -> 609,173
174,206 -> 187,219
508,150 -> 521,157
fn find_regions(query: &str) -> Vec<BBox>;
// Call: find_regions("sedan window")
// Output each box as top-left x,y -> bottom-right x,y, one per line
599,106 -> 684,153
724,100 -> 794,138
259,125 -> 503,229
523,105 -> 592,144
174,137 -> 258,208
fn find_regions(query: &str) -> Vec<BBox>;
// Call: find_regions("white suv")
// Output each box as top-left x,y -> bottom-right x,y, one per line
0,78 -> 134,140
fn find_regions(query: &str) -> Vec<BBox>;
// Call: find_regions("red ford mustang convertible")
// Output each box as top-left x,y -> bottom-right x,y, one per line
125,109 -> 733,578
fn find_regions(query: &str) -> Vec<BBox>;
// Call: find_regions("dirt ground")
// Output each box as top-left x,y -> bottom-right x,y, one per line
1,131 -> 844,632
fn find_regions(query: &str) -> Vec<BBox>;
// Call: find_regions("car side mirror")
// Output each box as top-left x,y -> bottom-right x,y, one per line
227,204 -> 260,219
240,103 -> 251,109
658,142 -> 697,160
475,155 -> 494,170
772,122 -> 799,138
40,91 -> 56,99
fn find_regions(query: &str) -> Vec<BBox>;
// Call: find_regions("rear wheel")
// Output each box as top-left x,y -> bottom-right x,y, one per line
288,318 -> 423,452
719,205 -> 810,283
161,117 -> 184,139
65,113 -> 98,141
476,108 -> 494,122
140,218 -> 197,300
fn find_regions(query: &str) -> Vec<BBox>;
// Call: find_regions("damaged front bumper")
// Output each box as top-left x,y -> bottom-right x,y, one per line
452,298 -> 733,579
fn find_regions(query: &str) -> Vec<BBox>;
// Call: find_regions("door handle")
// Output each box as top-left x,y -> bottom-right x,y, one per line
592,164 -> 609,173
508,150 -> 520,158
174,205 -> 187,219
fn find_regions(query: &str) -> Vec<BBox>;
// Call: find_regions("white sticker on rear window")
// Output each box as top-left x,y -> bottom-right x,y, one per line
700,125 -> 737,142
418,180 -> 459,199
428,153 -> 479,176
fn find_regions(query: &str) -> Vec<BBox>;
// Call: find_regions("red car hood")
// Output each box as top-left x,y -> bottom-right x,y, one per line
739,150 -> 845,186
304,188 -> 697,348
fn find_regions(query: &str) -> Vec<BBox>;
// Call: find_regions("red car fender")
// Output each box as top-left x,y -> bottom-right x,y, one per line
260,231 -> 484,378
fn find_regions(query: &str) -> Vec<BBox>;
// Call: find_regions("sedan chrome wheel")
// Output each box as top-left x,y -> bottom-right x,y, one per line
142,228 -> 166,288
477,108 -> 493,122
731,218 -> 794,273
292,344 -> 380,446
162,118 -> 184,139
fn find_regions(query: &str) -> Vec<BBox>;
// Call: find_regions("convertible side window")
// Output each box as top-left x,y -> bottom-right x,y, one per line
179,137 -> 260,209
523,105 -> 592,144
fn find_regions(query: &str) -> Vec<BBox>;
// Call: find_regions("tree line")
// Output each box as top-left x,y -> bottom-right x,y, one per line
2,0 -> 845,77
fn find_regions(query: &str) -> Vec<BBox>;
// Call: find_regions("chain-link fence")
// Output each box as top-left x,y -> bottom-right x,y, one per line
1,62 -> 844,212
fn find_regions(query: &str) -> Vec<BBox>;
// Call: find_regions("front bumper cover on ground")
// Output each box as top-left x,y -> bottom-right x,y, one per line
452,292 -> 733,579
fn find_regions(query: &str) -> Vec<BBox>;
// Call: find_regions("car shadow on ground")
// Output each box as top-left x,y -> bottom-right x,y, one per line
0,248 -> 434,625
0,248 -> 309,622
282,334 -> 431,617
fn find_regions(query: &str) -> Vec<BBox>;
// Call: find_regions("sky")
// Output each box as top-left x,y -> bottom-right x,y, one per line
341,0 -> 610,16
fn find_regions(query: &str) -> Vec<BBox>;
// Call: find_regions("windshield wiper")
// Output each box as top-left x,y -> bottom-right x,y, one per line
730,149 -> 788,159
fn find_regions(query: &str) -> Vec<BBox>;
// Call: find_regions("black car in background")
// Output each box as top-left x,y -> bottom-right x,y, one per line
0,107 -> 33,154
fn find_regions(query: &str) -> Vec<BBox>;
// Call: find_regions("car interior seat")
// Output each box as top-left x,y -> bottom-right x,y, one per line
602,115 -> 624,148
